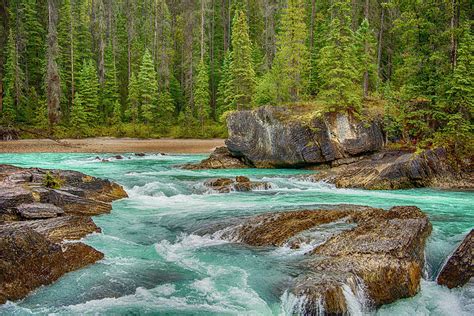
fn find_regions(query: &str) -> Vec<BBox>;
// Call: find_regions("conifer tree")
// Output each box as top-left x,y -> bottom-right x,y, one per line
318,0 -> 361,111
439,26 -> 474,152
356,19 -> 376,98
69,92 -> 88,136
229,9 -> 256,110
156,91 -> 175,127
194,60 -> 210,128
1,30 -> 23,123
216,52 -> 234,116
126,73 -> 140,123
102,43 -> 119,123
58,0 -> 75,114
111,100 -> 123,126
76,59 -> 99,123
272,0 -> 309,102
138,50 -> 158,123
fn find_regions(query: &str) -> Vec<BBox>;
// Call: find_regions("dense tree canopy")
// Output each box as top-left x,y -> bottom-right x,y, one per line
0,0 -> 471,152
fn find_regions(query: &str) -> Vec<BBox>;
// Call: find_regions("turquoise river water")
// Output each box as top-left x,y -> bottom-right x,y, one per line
0,153 -> 472,315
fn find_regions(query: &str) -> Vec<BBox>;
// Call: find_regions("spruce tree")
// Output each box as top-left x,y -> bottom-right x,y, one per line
229,9 -> 256,110
216,52 -> 234,117
272,0 -> 309,102
76,59 -> 99,124
156,91 -> 175,127
439,27 -> 474,152
194,60 -> 210,128
318,0 -> 361,111
138,50 -> 158,124
102,43 -> 119,123
110,100 -> 123,126
355,19 -> 376,98
69,92 -> 88,136
126,73 -> 140,123
1,30 -> 23,123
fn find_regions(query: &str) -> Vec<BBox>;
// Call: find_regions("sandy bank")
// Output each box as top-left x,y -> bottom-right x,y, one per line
0,137 -> 225,154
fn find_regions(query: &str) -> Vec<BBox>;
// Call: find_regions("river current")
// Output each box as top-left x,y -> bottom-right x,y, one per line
0,153 -> 472,315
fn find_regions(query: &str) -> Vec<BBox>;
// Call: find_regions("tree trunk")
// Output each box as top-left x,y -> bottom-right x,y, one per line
210,0 -> 216,119
70,2 -> 75,108
450,0 -> 459,69
309,0 -> 316,50
126,0 -> 133,81
376,5 -> 384,88
47,0 -> 61,126
363,0 -> 369,98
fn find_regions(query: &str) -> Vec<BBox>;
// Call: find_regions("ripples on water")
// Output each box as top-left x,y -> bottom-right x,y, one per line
0,153 -> 472,315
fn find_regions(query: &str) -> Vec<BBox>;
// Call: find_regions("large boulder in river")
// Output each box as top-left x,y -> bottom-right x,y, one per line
0,164 -> 127,304
225,105 -> 384,168
182,146 -> 248,170
213,205 -> 432,314
308,148 -> 474,190
437,229 -> 473,289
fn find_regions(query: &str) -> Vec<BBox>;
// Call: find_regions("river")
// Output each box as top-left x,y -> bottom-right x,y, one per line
0,153 -> 472,315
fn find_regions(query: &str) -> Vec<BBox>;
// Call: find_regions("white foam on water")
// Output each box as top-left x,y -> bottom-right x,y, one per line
377,279 -> 473,315
279,290 -> 324,316
154,233 -> 272,315
342,277 -> 371,316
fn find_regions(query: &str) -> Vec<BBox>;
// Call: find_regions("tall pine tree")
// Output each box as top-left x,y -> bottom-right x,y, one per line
272,0 -> 309,102
76,59 -> 99,124
318,0 -> 361,111
137,50 -> 158,124
229,9 -> 256,110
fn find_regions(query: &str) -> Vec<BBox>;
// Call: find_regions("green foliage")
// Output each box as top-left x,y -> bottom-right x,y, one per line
317,0 -> 361,111
272,0 -> 309,102
102,44 -> 119,123
229,9 -> 256,110
2,30 -> 23,123
126,73 -> 140,123
76,59 -> 99,124
43,171 -> 63,189
435,26 -> 474,154
194,60 -> 210,127
216,52 -> 234,117
69,93 -> 89,137
137,50 -> 158,124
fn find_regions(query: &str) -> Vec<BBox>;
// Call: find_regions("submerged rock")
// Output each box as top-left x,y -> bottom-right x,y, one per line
0,164 -> 127,304
437,229 -> 473,289
308,148 -> 473,190
183,146 -> 248,170
215,205 -> 432,314
225,105 -> 384,168
204,176 -> 271,193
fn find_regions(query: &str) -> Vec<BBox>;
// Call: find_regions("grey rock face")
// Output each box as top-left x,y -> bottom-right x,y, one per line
225,106 -> 384,167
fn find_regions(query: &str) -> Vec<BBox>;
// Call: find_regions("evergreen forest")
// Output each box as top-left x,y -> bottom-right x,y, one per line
0,0 -> 472,155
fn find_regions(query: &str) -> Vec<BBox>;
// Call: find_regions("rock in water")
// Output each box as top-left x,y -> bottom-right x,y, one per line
437,229 -> 473,289
309,148 -> 473,190
225,105 -> 384,168
203,176 -> 271,193
214,205 -> 432,314
0,164 -> 128,304
182,146 -> 248,170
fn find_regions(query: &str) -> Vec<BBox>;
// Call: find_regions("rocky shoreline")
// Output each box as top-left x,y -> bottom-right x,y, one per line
0,164 -> 128,304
